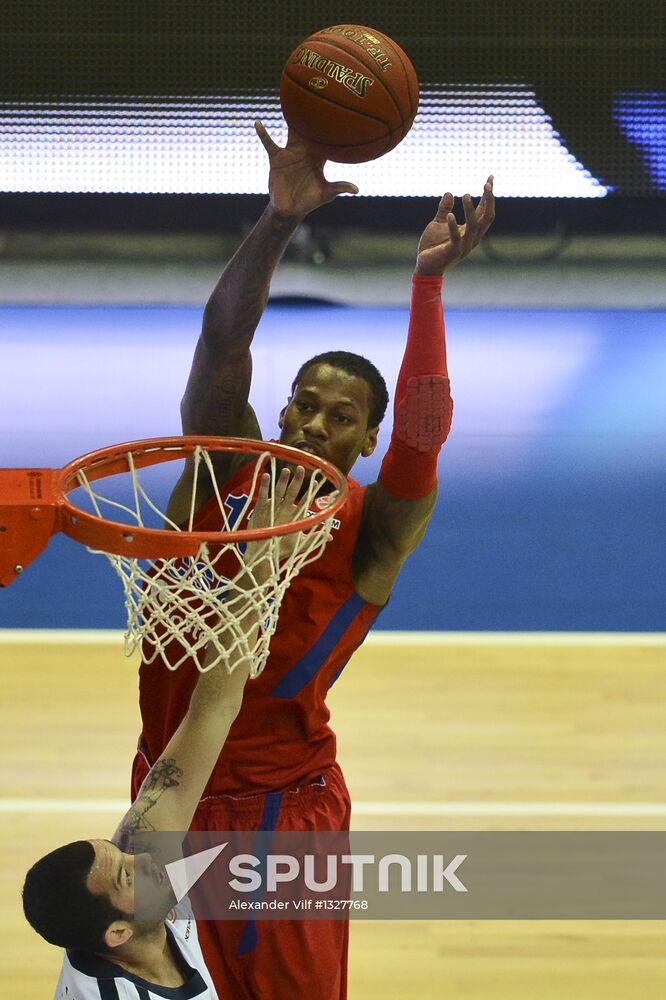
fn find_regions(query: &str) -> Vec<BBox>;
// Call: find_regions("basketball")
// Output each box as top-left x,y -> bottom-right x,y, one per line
279,24 -> 419,164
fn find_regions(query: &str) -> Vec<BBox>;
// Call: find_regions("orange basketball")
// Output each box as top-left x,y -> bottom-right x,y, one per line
279,24 -> 419,164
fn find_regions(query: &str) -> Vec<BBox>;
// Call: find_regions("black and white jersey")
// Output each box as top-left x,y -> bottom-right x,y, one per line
54,918 -> 219,999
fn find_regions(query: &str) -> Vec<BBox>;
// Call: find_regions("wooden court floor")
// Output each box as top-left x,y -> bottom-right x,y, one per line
1,633 -> 665,999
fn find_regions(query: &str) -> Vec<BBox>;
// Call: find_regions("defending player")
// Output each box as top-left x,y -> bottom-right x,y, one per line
22,470 -> 304,998
132,123 -> 495,998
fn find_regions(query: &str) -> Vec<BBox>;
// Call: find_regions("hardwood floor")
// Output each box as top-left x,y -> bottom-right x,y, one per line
2,634 -> 665,998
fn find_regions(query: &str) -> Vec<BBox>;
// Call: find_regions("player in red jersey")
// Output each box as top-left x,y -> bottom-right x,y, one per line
132,122 -> 495,998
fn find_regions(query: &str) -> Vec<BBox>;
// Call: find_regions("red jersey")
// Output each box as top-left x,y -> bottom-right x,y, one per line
136,457 -> 383,796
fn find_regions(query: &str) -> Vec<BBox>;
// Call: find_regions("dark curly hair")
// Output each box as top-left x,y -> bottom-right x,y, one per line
23,840 -> 129,952
291,350 -> 389,428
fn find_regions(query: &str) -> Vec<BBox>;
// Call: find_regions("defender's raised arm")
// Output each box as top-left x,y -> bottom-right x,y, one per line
114,466 -> 307,846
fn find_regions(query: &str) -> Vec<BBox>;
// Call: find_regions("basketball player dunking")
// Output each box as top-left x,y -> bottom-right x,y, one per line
132,122 -> 495,999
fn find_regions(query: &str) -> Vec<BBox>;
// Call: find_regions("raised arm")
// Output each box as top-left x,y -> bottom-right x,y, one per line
112,632 -> 251,851
353,178 -> 495,606
168,123 -> 358,522
114,467 -> 306,845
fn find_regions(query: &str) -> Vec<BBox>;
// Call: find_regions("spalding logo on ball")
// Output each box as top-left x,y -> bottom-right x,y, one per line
280,24 -> 419,164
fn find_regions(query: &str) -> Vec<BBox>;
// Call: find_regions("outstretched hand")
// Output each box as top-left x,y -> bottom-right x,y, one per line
255,120 -> 359,222
244,464 -> 309,579
415,177 -> 495,275
251,464 -> 307,534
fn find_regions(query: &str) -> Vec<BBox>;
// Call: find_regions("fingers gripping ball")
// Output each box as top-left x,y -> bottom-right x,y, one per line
280,24 -> 419,164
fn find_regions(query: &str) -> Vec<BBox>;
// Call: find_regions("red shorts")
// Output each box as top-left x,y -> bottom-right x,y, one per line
131,754 -> 352,1000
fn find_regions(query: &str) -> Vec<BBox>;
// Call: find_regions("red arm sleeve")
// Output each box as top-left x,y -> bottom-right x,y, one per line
377,274 -> 453,500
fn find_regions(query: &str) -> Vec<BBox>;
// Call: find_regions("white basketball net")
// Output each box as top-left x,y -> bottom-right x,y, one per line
74,446 -> 340,677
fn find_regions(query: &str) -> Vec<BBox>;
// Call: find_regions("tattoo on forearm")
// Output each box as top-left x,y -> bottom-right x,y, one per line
117,758 -> 183,844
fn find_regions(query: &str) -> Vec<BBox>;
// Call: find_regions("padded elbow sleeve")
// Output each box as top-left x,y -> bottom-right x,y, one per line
378,275 -> 453,500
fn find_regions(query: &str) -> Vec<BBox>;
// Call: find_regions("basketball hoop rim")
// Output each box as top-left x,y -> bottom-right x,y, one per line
54,435 -> 348,558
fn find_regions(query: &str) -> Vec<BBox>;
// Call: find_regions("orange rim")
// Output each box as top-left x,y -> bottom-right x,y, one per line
54,436 -> 348,559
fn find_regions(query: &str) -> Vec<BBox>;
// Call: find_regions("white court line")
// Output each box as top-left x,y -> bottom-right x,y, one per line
1,629 -> 665,646
367,632 -> 666,647
2,799 -> 666,817
0,630 -> 125,645
354,802 -> 666,818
